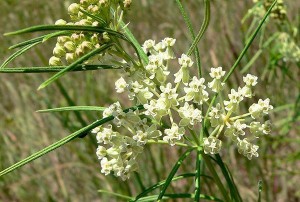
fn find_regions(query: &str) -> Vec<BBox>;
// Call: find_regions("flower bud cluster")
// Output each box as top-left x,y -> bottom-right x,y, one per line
277,32 -> 300,62
263,0 -> 286,21
49,0 -> 131,66
92,37 -> 273,178
250,0 -> 286,21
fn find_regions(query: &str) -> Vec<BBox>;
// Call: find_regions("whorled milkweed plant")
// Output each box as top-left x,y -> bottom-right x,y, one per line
0,0 -> 278,201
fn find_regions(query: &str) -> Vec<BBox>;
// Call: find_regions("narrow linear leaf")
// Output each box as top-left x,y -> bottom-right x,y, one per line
175,0 -> 202,76
223,0 -> 278,82
202,154 -> 231,201
0,42 -> 41,68
79,9 -> 106,26
37,106 -> 106,113
0,65 -> 120,73
194,149 -> 202,201
187,0 -> 210,56
98,190 -> 133,200
0,105 -> 143,177
137,193 -> 222,202
133,173 -> 197,201
157,148 -> 194,200
215,154 -> 242,201
38,43 -> 113,90
119,21 -> 148,64
4,25 -> 126,41
9,31 -> 69,49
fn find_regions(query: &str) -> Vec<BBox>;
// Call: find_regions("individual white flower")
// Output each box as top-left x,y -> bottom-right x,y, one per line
142,39 -> 156,55
184,76 -> 209,105
155,97 -> 170,117
154,41 -> 166,53
100,157 -> 113,175
146,55 -> 169,83
127,81 -> 153,104
224,88 -> 244,111
208,67 -> 226,92
103,102 -> 123,118
250,120 -> 271,137
174,54 -> 193,85
209,67 -> 226,79
115,77 -> 127,93
203,137 -> 222,154
162,37 -> 176,59
95,125 -> 116,144
178,102 -> 202,127
160,83 -> 179,107
133,130 -> 148,146
243,74 -> 258,86
224,120 -> 247,141
163,123 -> 185,146
144,99 -> 168,121
241,74 -> 258,98
209,103 -> 225,127
96,146 -> 107,160
249,98 -> 273,119
237,139 -> 259,160
178,54 -> 193,67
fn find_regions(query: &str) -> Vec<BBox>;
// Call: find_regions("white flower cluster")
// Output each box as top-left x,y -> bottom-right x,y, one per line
92,102 -> 162,180
205,73 -> 273,159
92,37 -> 273,178
49,0 -> 131,66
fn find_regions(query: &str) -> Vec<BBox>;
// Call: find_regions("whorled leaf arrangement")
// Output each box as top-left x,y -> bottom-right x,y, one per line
0,0 -> 278,201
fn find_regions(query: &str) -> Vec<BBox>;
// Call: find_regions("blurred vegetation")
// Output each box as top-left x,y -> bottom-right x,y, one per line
0,0 -> 299,201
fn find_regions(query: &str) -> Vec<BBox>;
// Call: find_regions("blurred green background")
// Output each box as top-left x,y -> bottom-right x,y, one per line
0,0 -> 299,201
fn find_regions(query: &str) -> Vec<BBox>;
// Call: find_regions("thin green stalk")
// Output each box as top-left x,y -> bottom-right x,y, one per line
119,21 -> 148,64
187,0 -> 210,57
0,65 -> 120,73
215,154 -> 242,201
138,193 -> 222,202
37,106 -> 106,113
98,190 -> 133,200
157,148 -> 195,200
0,42 -> 41,68
202,154 -> 230,201
134,172 -> 146,192
194,148 -> 203,201
175,0 -> 202,76
132,173 -> 196,201
223,0 -> 278,82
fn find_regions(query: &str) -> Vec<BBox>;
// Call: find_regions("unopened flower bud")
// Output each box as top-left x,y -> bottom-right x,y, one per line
55,19 -> 67,25
123,0 -> 132,8
68,3 -> 80,15
53,44 -> 66,57
49,56 -> 62,66
102,32 -> 110,42
64,41 -> 76,52
66,53 -> 76,63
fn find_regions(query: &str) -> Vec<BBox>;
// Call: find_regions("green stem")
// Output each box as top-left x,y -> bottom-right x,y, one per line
202,154 -> 231,201
187,0 -> 210,58
175,0 -> 202,77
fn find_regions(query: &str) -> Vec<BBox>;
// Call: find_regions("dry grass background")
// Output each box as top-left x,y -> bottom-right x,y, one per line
0,0 -> 299,201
